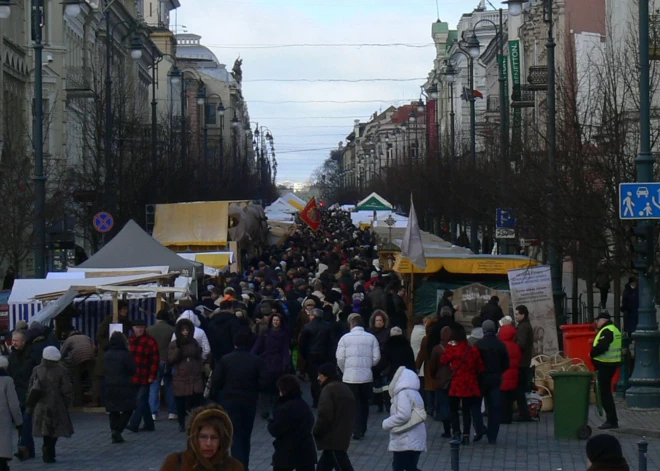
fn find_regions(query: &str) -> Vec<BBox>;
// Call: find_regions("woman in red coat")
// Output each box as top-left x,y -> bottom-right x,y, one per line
440,324 -> 484,444
498,324 -> 522,424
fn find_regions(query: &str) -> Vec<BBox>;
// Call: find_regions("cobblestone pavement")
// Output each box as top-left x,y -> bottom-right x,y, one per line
11,390 -> 660,471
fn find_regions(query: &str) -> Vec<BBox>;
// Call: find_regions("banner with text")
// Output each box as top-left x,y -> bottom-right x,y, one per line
507,266 -> 558,356
509,40 -> 522,161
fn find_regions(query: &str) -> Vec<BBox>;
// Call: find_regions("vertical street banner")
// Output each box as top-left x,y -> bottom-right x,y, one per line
509,40 -> 522,160
507,266 -> 559,356
426,99 -> 438,164
300,197 -> 322,232
499,53 -> 509,140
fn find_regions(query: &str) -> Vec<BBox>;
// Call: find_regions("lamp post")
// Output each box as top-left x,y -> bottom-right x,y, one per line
220,106 -> 241,180
508,0 -> 565,351
443,61 -> 458,245
147,51 -> 177,179
196,89 -> 224,194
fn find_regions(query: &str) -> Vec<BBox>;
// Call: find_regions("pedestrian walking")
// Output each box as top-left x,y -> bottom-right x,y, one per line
595,260 -> 612,310
126,319 -> 160,433
621,277 -> 639,335
585,434 -> 630,471
103,332 -> 136,443
440,324 -> 484,444
373,326 -> 416,411
26,346 -> 74,463
497,323 -> 521,424
169,318 -> 205,432
474,320 -> 509,444
7,330 -> 36,461
159,403 -> 244,471
428,325 -> 453,437
514,305 -> 533,421
467,316 -> 484,346
171,311 -> 211,362
211,331 -> 268,471
59,328 -> 95,407
251,313 -> 291,419
267,375 -> 317,471
336,313 -> 380,440
298,307 -> 334,408
0,356 -> 22,471
415,313 -> 438,416
480,296 -> 504,324
409,316 -> 425,385
369,310 -> 390,413
147,309 -> 177,421
590,311 -> 622,430
382,366 -> 427,471
204,303 -> 240,366
313,363 -> 356,471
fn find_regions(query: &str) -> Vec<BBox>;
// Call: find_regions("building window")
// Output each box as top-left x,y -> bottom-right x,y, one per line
205,104 -> 217,125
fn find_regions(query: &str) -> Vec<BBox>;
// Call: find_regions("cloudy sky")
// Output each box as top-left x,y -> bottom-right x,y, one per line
174,0 -> 507,184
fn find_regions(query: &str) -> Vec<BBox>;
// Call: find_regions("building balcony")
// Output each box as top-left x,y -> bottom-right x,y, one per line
65,66 -> 93,98
527,66 -> 548,91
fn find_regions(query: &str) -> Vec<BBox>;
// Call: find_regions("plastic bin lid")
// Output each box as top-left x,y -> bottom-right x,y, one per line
549,371 -> 594,378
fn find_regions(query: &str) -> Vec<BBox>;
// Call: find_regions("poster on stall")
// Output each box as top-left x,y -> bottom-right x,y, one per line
437,284 -> 510,331
507,265 -> 558,356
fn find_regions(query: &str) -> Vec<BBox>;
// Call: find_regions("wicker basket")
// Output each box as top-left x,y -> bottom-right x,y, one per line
532,355 -> 553,375
546,370 -> 557,392
551,352 -> 573,371
537,385 -> 553,412
567,363 -> 589,373
534,370 -> 548,390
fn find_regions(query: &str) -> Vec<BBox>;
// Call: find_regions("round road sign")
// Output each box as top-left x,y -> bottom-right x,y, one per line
93,212 -> 114,233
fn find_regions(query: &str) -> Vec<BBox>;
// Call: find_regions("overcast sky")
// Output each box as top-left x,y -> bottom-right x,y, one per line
174,0 -> 507,184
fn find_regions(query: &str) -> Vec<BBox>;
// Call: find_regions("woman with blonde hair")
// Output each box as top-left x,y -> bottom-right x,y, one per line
160,403 -> 244,471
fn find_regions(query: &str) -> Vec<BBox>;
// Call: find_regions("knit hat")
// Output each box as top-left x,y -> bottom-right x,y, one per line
15,320 -> 28,331
132,318 -> 147,327
596,310 -> 611,321
482,320 -> 497,333
42,346 -> 61,362
586,434 -> 623,463
390,326 -> 403,337
317,363 -> 339,379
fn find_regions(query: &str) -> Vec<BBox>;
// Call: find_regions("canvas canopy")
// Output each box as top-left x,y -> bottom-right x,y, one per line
393,252 -> 538,275
77,220 -> 201,277
153,201 -> 229,248
281,192 -> 306,211
356,192 -> 393,211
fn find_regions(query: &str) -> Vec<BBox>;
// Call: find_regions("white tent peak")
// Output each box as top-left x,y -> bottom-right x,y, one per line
356,192 -> 393,210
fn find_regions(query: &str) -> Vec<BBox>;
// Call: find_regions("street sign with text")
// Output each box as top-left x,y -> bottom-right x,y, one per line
619,183 -> 660,219
496,228 -> 516,239
496,208 -> 516,229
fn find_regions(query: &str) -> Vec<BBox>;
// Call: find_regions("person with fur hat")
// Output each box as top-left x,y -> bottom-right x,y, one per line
0,355 -> 22,471
103,332 -> 136,444
27,346 -> 74,463
169,318 -> 205,432
159,403 -> 244,471
585,434 -> 629,471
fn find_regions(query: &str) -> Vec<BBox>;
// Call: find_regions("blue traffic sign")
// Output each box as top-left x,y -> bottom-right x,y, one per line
619,183 -> 660,220
93,212 -> 114,233
496,208 -> 516,229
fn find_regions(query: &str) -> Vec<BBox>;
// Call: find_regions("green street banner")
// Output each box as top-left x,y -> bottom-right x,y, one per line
509,40 -> 522,160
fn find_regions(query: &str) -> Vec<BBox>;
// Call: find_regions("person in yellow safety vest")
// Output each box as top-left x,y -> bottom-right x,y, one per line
590,310 -> 622,430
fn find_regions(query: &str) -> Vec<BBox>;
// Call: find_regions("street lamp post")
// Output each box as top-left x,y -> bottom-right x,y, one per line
443,62 -> 458,245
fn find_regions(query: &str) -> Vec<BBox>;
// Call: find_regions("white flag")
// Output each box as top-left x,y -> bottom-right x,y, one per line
401,195 -> 426,270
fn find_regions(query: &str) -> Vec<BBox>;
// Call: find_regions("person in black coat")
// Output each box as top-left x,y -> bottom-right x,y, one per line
480,296 -> 505,324
205,302 -> 241,367
102,332 -> 137,444
298,308 -> 333,408
474,320 -> 509,444
373,327 -> 416,383
267,375 -> 317,471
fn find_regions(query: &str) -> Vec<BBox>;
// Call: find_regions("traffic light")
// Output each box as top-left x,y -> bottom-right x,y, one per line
632,223 -> 655,272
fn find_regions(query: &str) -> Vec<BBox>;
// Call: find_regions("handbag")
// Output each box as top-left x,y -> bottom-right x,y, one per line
392,395 -> 427,434
25,372 -> 44,408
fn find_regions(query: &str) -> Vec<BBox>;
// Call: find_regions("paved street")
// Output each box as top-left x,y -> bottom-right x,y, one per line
10,389 -> 660,471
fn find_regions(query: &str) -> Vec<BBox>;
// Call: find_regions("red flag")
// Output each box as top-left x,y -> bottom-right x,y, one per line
300,197 -> 322,232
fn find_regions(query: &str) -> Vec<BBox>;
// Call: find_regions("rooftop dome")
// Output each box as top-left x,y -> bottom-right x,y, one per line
175,33 -> 220,65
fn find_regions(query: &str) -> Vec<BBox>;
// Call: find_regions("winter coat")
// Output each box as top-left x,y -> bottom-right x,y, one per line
480,300 -> 504,324
374,335 -> 416,382
313,379 -> 356,451
428,326 -> 453,390
161,450 -> 244,471
0,372 -> 22,458
475,332 -> 509,391
60,331 -> 95,366
147,321 -> 176,362
251,316 -> 291,380
169,319 -> 205,397
382,367 -> 427,453
7,346 -> 36,407
28,359 -> 74,438
498,325 -> 522,391
516,318 -> 534,367
436,296 -> 456,320
205,310 -> 241,364
587,457 -> 630,471
171,311 -> 210,361
268,392 -> 317,468
369,311 -> 390,349
409,325 -> 426,374
95,314 -> 132,377
368,287 -> 387,312
440,341 -> 484,398
210,349 -> 268,404
27,328 -> 59,367
298,317 -> 333,362
336,327 -> 381,384
415,319 -> 438,390
103,334 -> 137,412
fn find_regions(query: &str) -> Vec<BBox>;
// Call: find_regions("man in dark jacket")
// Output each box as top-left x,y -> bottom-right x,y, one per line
373,327 -> 416,383
514,305 -> 534,421
146,309 -> 176,421
480,296 -> 505,324
475,320 -> 510,444
314,363 -> 356,471
299,308 -> 333,408
211,331 -> 268,471
590,311 -> 622,430
386,283 -> 408,334
205,301 -> 241,367
8,330 -> 36,460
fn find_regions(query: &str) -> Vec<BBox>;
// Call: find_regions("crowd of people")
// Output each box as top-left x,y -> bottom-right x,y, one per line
0,209 -> 630,471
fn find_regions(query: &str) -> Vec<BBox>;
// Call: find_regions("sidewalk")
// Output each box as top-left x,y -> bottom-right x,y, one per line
589,397 -> 660,438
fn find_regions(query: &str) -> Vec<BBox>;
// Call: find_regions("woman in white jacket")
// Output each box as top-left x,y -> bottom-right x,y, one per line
382,366 -> 427,471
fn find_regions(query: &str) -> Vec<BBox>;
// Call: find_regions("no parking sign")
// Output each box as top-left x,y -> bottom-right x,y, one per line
93,212 -> 114,233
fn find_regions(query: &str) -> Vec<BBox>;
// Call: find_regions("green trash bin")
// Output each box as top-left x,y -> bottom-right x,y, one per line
550,371 -> 594,439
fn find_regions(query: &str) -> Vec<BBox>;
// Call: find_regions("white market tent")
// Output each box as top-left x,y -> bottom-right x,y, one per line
356,192 -> 393,211
351,210 -> 408,228
280,192 -> 307,211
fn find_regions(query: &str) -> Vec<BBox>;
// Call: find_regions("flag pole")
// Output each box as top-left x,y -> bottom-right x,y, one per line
407,269 -> 414,339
